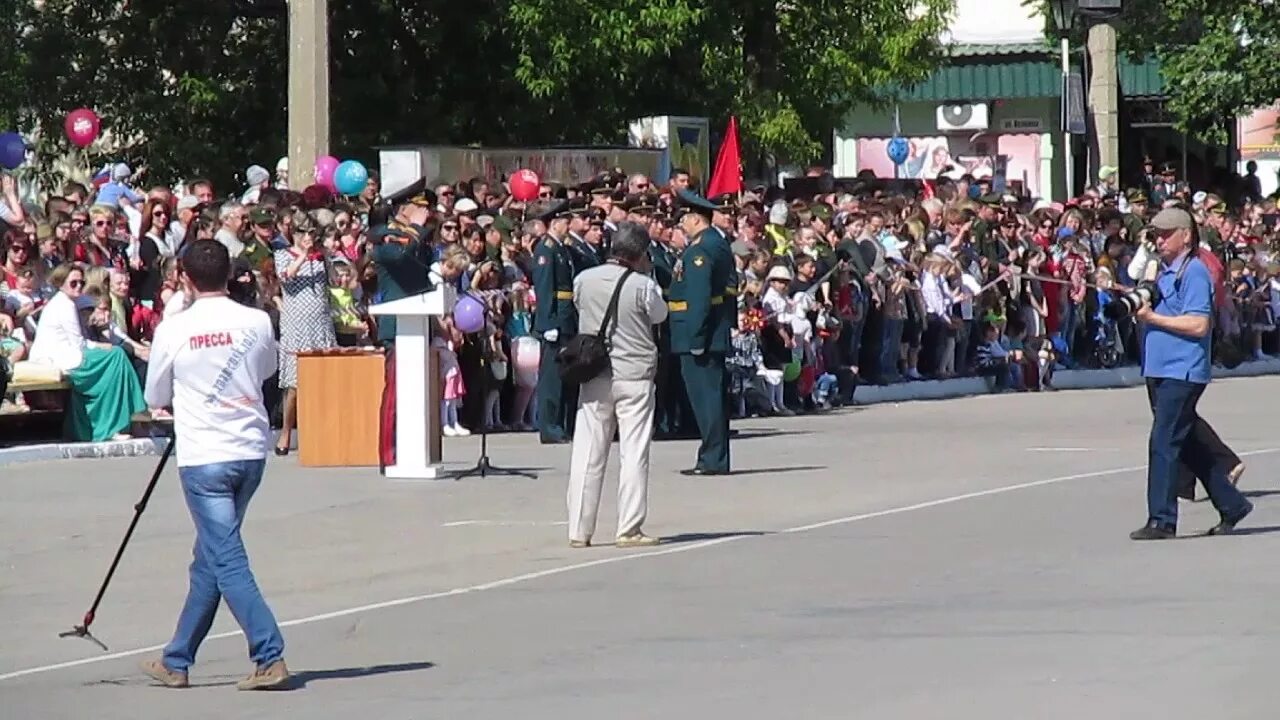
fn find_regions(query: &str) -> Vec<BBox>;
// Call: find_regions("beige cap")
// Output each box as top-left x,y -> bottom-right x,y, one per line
766,265 -> 794,282
1150,208 -> 1193,231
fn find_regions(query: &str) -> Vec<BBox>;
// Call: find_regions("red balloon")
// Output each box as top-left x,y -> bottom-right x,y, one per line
509,169 -> 541,202
64,108 -> 100,148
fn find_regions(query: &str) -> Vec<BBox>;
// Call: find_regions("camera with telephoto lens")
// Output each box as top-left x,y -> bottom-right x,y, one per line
1105,282 -> 1161,320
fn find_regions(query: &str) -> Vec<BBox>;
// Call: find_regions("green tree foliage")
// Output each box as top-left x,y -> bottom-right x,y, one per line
7,0 -> 954,191
509,0 -> 955,164
1114,0 -> 1280,145
1032,0 -> 1280,144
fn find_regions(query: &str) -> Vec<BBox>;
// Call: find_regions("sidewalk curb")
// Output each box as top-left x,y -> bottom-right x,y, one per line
0,436 -> 169,467
852,358 -> 1280,405
3,360 -> 1279,467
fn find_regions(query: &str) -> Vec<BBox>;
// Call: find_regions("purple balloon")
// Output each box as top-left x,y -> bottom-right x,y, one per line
454,294 -> 486,334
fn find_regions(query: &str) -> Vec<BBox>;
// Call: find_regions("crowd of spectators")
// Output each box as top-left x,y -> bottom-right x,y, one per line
2,156 -> 1279,445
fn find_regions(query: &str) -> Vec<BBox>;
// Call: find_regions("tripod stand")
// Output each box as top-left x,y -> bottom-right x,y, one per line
455,301 -> 538,480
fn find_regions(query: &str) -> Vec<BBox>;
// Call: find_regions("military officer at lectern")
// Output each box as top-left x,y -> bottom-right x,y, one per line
668,190 -> 733,475
530,199 -> 578,444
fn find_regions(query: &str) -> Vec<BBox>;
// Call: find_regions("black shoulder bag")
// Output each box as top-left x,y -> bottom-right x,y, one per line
556,269 -> 634,384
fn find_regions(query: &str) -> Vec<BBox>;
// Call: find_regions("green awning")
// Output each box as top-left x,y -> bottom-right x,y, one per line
893,49 -> 1166,103
896,60 -> 1062,102
1119,56 -> 1164,98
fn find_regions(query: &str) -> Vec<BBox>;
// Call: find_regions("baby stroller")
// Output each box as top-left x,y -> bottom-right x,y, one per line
1093,292 -> 1123,369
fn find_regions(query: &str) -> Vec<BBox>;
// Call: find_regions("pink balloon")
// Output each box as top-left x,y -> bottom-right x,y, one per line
314,155 -> 340,191
512,336 -> 541,371
64,108 -> 100,148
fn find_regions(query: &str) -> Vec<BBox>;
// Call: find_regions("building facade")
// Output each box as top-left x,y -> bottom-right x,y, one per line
833,0 -> 1171,201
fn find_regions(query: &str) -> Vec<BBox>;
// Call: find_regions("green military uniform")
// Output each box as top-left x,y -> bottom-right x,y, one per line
1122,190 -> 1148,244
1201,205 -> 1227,261
562,197 -> 602,270
370,220 -> 434,347
530,200 -> 578,444
708,193 -> 740,331
973,194 -> 1007,273
669,190 -> 733,475
370,180 -> 437,469
239,206 -> 277,269
650,234 -> 698,439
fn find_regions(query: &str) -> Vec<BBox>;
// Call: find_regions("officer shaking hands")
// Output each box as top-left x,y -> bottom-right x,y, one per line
1130,208 -> 1252,541
669,190 -> 733,476
530,199 -> 579,444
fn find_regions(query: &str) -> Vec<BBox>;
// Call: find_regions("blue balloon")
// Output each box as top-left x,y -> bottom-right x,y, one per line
333,159 -> 368,196
886,136 -> 909,166
0,132 -> 26,170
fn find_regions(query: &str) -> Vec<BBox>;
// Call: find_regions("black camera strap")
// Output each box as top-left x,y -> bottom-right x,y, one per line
597,268 -> 635,350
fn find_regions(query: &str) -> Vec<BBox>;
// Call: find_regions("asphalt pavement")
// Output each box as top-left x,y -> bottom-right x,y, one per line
3,376 -> 1279,719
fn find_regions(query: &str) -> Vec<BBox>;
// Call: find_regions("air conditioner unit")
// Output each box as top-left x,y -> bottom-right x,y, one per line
936,103 -> 990,132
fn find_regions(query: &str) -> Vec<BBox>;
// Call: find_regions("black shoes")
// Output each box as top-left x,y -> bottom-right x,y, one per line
680,467 -> 728,476
1206,502 -> 1253,536
1130,522 -> 1176,541
1130,500 -> 1254,540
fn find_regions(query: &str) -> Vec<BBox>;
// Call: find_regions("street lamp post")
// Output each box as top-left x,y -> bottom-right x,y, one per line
1050,0 -> 1077,199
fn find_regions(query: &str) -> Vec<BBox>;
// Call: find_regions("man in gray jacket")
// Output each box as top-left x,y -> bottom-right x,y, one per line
566,222 -> 669,548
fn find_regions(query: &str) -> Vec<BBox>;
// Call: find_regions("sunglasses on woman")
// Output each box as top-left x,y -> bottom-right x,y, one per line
68,279 -> 84,289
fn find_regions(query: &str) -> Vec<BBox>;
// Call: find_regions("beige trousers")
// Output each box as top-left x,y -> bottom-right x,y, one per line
566,375 -> 656,542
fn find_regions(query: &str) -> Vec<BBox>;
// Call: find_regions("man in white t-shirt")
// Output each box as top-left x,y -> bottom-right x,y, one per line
138,240 -> 290,691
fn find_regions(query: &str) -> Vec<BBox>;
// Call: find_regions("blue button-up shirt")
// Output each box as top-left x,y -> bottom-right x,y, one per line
1141,251 -> 1213,384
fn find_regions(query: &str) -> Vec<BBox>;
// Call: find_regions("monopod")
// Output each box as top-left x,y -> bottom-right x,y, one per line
57,431 -> 175,652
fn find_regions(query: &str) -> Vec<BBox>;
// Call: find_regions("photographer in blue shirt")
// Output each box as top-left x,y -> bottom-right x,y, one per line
1130,208 -> 1252,540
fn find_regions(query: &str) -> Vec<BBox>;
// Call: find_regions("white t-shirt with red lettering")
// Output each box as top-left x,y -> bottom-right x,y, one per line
144,295 -> 278,467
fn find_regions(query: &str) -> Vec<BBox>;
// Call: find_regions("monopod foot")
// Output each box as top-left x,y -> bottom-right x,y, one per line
58,624 -> 109,652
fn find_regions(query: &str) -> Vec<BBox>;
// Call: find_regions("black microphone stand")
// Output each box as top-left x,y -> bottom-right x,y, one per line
455,299 -> 538,480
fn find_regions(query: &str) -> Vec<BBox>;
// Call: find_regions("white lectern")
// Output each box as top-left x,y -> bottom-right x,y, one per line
368,285 -> 458,479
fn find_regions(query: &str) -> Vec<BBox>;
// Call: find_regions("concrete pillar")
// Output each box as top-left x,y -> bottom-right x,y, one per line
287,0 -> 329,191
1087,22 -> 1119,186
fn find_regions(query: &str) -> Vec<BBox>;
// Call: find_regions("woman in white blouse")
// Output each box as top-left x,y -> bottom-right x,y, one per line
28,263 -> 146,441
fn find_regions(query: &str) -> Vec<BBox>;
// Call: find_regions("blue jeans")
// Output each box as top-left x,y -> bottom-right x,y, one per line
1144,378 -> 1250,529
162,459 -> 284,672
881,318 -> 903,380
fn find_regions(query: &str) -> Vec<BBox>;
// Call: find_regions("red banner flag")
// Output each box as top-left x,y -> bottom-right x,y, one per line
706,116 -> 742,198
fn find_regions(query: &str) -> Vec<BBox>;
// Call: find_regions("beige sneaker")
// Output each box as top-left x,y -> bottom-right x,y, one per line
236,660 -> 290,691
615,532 -> 661,548
139,658 -> 188,689
569,538 -> 591,548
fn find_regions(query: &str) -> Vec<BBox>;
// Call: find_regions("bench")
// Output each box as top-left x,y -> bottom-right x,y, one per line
7,362 -> 70,393
2,362 -> 69,418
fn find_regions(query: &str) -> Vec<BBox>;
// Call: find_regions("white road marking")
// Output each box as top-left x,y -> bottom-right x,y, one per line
4,447 -> 1277,683
442,520 -> 569,527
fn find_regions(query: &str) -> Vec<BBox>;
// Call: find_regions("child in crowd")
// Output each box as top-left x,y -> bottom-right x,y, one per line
974,322 -> 1014,392
3,265 -> 43,344
728,302 -> 766,418
483,292 -> 510,431
505,285 -> 536,430
329,260 -> 369,346
433,315 -> 469,437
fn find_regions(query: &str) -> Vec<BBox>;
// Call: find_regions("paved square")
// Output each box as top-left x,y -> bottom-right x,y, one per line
3,377 -> 1279,718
